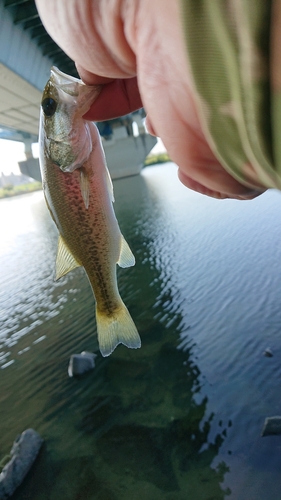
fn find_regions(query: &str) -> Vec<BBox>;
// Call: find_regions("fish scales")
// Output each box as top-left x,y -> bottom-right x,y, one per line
39,66 -> 141,357
44,154 -> 118,312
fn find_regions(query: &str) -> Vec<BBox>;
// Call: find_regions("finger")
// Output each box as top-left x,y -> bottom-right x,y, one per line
76,64 -> 116,85
145,115 -> 157,136
83,77 -> 143,121
177,169 -> 264,200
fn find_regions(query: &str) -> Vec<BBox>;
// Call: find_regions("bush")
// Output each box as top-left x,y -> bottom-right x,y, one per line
3,184 -> 13,191
0,182 -> 42,199
144,152 -> 171,166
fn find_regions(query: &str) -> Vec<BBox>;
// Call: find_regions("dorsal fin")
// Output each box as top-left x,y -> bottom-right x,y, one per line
117,235 -> 135,268
55,235 -> 81,280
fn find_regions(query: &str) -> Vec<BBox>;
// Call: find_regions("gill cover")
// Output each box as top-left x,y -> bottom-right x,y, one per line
40,66 -> 101,172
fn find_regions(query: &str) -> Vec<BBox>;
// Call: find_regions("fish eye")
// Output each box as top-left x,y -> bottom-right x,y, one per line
41,97 -> 57,117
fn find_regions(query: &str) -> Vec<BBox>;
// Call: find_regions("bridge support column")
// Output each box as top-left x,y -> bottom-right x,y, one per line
23,137 -> 34,160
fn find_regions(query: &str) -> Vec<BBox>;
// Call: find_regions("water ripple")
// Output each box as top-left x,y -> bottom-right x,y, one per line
1,169 -> 281,499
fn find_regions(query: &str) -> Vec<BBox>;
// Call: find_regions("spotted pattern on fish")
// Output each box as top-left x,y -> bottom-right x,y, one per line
39,67 -> 141,356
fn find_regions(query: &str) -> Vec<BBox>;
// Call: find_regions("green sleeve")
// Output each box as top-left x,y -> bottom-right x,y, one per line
181,0 -> 281,191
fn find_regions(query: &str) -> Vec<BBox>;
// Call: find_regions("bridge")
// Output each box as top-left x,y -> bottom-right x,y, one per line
0,0 -> 157,180
0,0 -> 77,144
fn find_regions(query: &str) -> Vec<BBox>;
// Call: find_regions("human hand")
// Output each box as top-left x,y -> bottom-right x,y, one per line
35,0 -> 263,199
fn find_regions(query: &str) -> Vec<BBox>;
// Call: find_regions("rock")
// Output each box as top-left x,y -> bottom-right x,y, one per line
0,429 -> 43,499
263,347 -> 273,357
261,416 -> 281,436
68,351 -> 97,377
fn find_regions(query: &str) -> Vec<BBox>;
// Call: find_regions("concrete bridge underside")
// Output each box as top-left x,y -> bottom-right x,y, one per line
0,0 -> 158,181
0,0 -> 77,142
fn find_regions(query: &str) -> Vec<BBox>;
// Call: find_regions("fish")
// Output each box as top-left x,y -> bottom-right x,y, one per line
39,66 -> 141,357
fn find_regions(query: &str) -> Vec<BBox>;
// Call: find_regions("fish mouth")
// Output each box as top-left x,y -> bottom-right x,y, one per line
50,66 -> 102,113
50,66 -> 81,93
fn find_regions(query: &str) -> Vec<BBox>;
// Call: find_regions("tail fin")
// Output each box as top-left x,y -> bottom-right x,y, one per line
96,302 -> 141,357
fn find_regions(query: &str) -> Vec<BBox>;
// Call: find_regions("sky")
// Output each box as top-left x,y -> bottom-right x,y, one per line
0,139 -> 39,176
151,138 -> 166,154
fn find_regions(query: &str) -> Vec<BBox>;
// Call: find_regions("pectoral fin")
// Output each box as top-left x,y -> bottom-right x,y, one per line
105,163 -> 114,202
80,168 -> 90,209
117,235 -> 135,268
55,235 -> 81,280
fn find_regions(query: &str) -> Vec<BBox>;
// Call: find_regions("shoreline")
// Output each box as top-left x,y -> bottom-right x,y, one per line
0,182 -> 42,200
0,153 -> 170,200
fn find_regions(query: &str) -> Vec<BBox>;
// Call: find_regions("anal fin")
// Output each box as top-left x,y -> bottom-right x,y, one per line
56,235 -> 81,280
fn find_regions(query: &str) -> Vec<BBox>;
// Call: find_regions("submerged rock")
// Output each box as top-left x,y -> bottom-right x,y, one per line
261,416 -> 281,436
263,347 -> 273,357
0,428 -> 43,499
68,351 -> 97,377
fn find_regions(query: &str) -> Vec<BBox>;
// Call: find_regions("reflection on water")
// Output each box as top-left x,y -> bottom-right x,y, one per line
1,164 -> 281,498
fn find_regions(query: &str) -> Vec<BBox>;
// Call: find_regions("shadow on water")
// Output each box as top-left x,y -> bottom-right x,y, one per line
0,170 -> 230,499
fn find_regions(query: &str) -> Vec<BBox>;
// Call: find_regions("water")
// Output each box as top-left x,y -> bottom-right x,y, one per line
1,162 -> 281,499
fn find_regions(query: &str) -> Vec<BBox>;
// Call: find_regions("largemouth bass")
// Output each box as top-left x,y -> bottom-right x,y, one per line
39,66 -> 141,357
